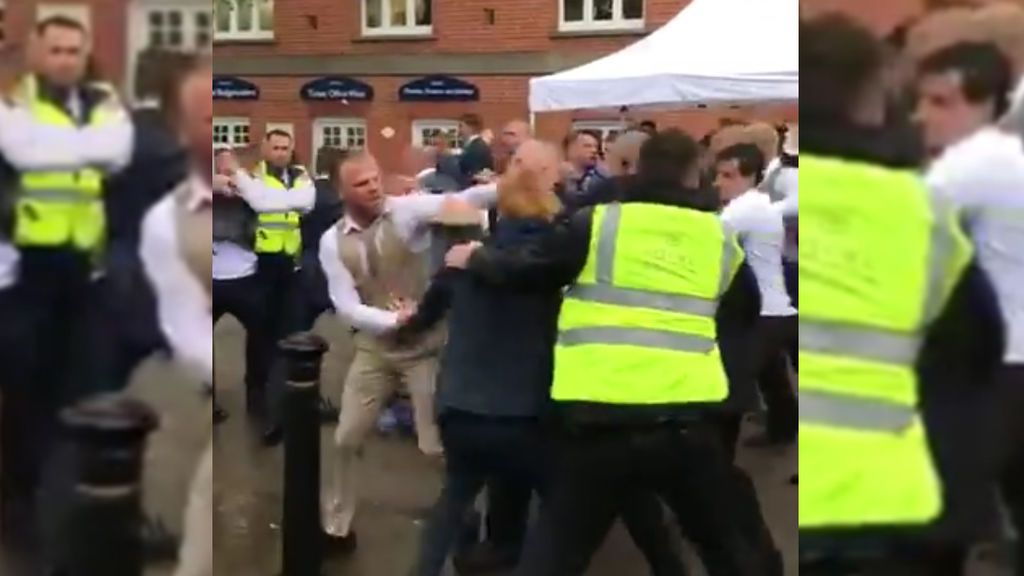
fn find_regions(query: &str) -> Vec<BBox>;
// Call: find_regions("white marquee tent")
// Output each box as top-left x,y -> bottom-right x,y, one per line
528,0 -> 799,113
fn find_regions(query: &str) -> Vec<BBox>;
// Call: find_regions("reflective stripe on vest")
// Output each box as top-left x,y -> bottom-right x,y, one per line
551,203 -> 742,406
13,76 -> 110,251
799,155 -> 973,530
253,162 -> 303,256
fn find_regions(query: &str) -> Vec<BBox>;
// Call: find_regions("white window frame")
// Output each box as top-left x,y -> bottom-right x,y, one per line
572,120 -> 627,151
126,1 -> 212,103
214,0 -> 274,42
37,3 -> 92,32
411,120 -> 464,154
558,0 -> 644,32
362,0 -> 432,37
213,117 -> 252,147
312,118 -> 368,160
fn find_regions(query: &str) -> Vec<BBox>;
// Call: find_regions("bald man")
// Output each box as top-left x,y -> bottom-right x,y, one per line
319,151 -> 497,552
500,120 -> 531,158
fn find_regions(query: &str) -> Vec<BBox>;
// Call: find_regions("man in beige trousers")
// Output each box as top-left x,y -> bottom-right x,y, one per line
140,54 -> 214,576
319,151 -> 496,552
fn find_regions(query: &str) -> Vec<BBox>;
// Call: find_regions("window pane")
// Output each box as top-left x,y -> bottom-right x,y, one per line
414,0 -> 431,26
237,0 -> 253,31
563,0 -> 583,22
623,0 -> 642,19
169,30 -> 183,46
215,1 -> 232,31
149,11 -> 164,26
593,0 -> 613,21
390,0 -> 408,27
365,0 -> 382,28
150,30 -> 164,47
258,0 -> 273,31
169,11 -> 182,26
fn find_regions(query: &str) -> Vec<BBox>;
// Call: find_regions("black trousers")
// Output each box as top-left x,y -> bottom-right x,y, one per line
0,249 -> 93,556
213,274 -> 272,408
257,253 -> 303,427
755,316 -> 798,443
417,412 -> 689,576
74,252 -> 168,398
993,364 -> 1024,576
515,422 -> 783,576
800,546 -> 967,576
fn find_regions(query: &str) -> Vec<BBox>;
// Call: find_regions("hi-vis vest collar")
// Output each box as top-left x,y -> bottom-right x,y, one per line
10,74 -> 121,121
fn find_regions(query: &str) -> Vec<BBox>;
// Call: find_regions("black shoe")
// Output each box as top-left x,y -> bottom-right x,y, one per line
453,542 -> 519,575
324,530 -> 357,557
261,424 -> 283,447
213,404 -> 229,425
318,396 -> 340,424
141,516 -> 180,563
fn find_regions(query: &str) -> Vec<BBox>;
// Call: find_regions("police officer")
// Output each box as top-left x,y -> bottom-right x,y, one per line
446,129 -> 782,576
799,15 -> 1004,575
0,15 -> 133,562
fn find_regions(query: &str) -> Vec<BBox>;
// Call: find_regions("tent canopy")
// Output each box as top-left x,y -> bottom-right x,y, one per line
528,0 -> 798,113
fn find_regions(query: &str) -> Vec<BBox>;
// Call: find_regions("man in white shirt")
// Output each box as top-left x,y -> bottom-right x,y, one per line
319,151 -> 496,552
716,143 -> 798,446
139,53 -> 213,576
919,42 -> 1024,570
209,147 -> 274,429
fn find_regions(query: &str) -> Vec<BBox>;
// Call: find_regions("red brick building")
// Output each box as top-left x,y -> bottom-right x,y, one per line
208,0 -> 803,172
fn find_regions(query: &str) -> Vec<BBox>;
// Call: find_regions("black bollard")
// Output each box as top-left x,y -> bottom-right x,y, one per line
59,393 -> 159,576
280,332 -> 329,576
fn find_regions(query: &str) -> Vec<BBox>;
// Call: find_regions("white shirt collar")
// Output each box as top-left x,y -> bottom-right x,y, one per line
341,201 -> 392,235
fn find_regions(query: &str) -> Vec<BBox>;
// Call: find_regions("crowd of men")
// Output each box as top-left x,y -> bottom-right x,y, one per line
0,15 -> 212,576
801,2 -> 1024,575
209,81 -> 800,576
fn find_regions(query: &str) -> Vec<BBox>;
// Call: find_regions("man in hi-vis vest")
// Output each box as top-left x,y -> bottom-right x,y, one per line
318,151 -> 497,553
445,129 -> 782,576
0,15 -> 133,561
800,16 -> 1005,574
140,53 -> 213,576
223,131 -> 315,440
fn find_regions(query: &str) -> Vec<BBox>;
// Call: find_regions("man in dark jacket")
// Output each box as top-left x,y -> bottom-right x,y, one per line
457,113 -> 494,188
444,131 -> 780,576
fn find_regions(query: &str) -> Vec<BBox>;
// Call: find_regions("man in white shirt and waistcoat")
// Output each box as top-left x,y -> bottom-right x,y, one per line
319,150 -> 497,552
139,53 -> 214,576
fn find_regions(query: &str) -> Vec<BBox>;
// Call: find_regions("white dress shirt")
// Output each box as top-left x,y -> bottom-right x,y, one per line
320,183 -> 498,335
140,174 -> 213,383
720,189 -> 797,317
926,127 -> 1024,363
0,96 -> 133,173
0,243 -> 18,290
232,168 -> 316,214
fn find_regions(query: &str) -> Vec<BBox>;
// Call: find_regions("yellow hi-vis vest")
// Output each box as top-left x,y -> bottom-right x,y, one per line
12,76 -> 118,251
798,154 -> 973,531
253,161 -> 306,256
551,203 -> 743,406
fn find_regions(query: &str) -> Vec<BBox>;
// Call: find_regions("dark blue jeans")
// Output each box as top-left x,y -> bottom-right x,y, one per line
415,411 -> 548,576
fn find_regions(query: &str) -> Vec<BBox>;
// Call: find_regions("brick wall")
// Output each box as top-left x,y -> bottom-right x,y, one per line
214,0 -> 690,59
